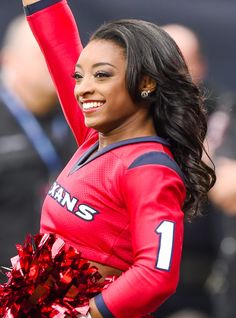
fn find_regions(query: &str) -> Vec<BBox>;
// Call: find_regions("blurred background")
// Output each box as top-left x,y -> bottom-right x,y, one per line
0,0 -> 236,91
0,1 -> 236,318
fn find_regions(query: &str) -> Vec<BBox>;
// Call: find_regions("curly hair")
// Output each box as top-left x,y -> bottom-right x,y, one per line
90,19 -> 216,219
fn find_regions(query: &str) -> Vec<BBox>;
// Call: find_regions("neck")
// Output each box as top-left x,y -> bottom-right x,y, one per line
98,115 -> 156,150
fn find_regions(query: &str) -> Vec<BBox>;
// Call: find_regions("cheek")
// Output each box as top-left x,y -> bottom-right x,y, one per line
73,86 -> 77,98
74,85 -> 80,101
107,82 -> 130,100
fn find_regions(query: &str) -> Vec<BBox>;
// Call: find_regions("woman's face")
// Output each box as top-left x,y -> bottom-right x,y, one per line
74,39 -> 148,135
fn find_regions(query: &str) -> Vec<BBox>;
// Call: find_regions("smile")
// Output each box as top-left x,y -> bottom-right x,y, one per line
82,101 -> 105,110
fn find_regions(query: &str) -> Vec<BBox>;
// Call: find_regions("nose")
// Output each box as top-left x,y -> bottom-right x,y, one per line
74,75 -> 95,101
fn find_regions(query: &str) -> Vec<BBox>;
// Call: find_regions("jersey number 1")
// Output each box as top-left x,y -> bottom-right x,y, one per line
155,221 -> 175,271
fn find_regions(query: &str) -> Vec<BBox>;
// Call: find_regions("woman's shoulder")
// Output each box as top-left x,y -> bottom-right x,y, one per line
111,136 -> 184,182
111,136 -> 172,163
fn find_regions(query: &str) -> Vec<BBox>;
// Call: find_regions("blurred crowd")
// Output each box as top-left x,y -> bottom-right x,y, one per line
0,5 -> 236,318
0,15 -> 76,279
154,24 -> 236,318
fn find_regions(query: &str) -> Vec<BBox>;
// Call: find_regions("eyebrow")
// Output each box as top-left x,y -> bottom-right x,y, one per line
75,62 -> 117,69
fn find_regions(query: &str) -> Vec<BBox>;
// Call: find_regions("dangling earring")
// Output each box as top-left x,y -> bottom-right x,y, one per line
141,90 -> 150,99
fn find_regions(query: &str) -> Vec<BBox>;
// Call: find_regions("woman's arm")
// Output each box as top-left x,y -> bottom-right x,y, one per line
23,0 -> 92,145
94,163 -> 185,318
22,0 -> 38,4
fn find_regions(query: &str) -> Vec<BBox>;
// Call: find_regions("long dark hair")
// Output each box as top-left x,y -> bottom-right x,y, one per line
90,19 -> 216,219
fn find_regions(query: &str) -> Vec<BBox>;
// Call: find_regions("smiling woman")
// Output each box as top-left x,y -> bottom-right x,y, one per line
14,0 -> 216,317
73,39 -> 156,138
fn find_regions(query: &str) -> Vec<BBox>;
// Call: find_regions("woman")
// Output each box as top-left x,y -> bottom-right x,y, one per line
22,0 -> 215,317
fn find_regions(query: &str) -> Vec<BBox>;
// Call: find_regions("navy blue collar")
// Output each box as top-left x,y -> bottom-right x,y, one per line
70,136 -> 169,174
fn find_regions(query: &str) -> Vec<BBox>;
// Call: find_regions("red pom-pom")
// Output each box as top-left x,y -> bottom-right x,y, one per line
0,233 -> 115,317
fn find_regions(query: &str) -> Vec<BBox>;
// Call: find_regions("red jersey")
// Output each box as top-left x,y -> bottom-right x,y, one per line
25,1 -> 186,317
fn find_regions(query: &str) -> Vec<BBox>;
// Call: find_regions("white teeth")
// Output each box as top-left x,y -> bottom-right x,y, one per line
83,101 -> 104,109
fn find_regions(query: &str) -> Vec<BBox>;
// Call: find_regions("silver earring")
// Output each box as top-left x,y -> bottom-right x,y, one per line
141,90 -> 150,98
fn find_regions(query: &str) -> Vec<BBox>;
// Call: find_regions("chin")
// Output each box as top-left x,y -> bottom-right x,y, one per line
84,119 -> 99,130
84,118 -> 109,134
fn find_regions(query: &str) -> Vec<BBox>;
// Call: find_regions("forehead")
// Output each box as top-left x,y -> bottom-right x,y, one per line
77,39 -> 126,67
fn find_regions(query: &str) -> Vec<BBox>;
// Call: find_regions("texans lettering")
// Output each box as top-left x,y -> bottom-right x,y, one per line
48,181 -> 99,221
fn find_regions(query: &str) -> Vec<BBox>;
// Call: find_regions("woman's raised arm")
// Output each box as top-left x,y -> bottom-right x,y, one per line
22,0 -> 38,4
23,0 -> 92,145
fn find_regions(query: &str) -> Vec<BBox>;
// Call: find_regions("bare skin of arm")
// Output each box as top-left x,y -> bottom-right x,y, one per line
22,0 -> 39,4
89,298 -> 103,318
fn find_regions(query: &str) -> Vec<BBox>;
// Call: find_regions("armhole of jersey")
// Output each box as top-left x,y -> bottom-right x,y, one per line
128,151 -> 185,183
94,294 -> 115,318
24,0 -> 62,15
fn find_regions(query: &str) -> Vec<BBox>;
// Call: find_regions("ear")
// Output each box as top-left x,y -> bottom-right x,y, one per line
139,75 -> 157,93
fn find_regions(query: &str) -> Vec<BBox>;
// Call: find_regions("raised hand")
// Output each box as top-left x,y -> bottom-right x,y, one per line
22,0 -> 40,5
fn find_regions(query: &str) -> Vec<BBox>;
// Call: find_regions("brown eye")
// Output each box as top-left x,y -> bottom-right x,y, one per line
94,71 -> 111,78
72,72 -> 83,81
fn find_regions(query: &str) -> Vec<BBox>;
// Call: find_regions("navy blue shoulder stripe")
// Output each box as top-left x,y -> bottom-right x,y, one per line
24,0 -> 62,15
94,294 -> 115,318
128,151 -> 185,182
